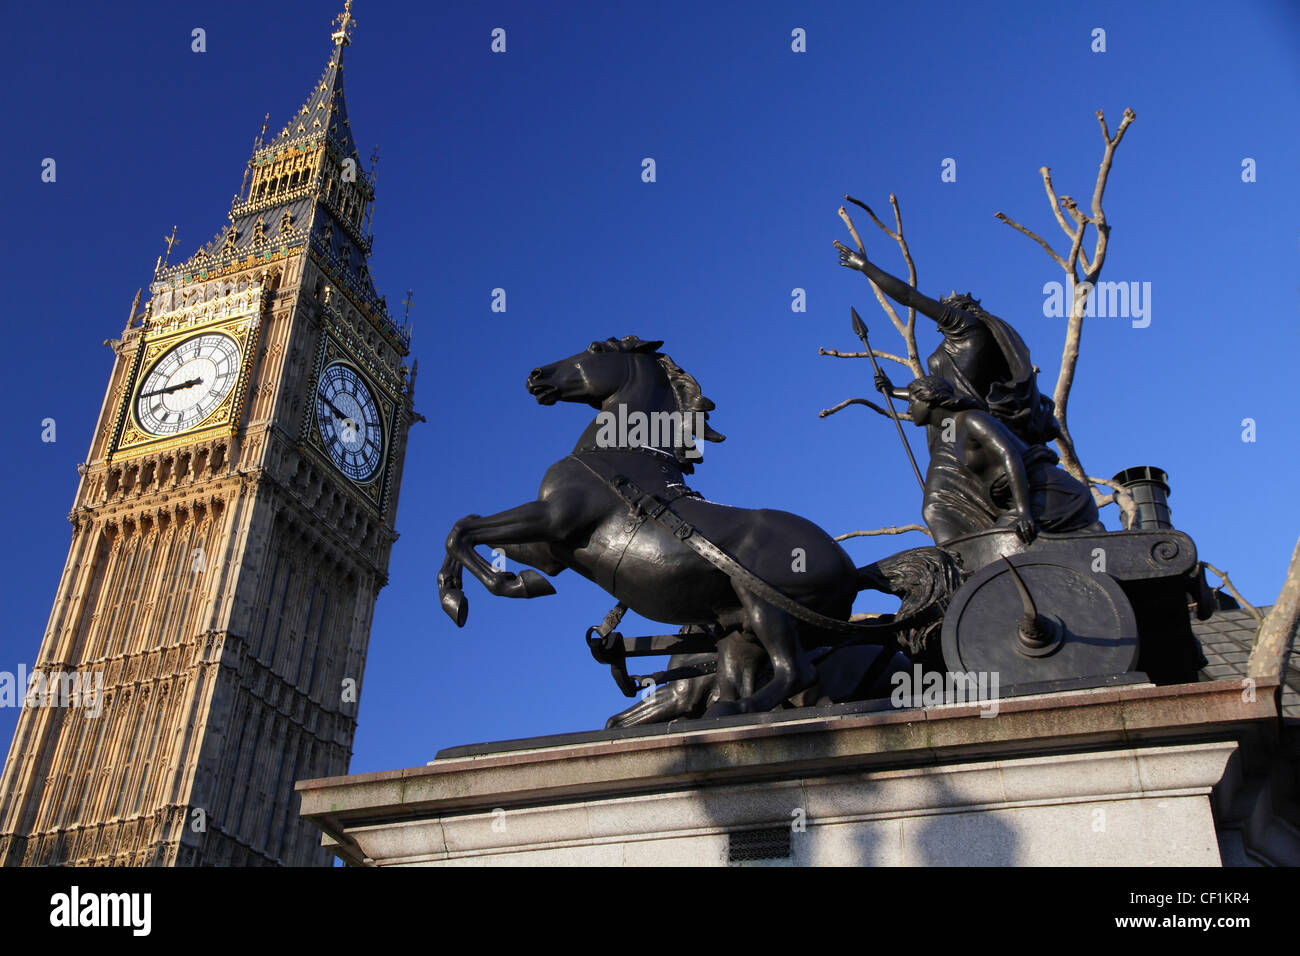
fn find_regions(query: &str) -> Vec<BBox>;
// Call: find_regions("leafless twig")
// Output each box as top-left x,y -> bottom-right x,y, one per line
995,108 -> 1136,483
993,211 -> 1068,271
1201,561 -> 1264,625
818,347 -> 913,369
1248,537 -> 1300,679
834,194 -> 923,376
819,397 -> 896,419
1085,475 -> 1138,528
835,524 -> 932,541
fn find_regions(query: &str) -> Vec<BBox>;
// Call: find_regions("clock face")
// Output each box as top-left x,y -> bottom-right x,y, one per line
136,333 -> 242,436
316,362 -> 384,481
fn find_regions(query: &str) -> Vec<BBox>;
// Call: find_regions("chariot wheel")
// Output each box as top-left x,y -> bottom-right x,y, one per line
940,554 -> 1138,686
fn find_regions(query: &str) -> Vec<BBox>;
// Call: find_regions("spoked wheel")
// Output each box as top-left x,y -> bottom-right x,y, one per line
940,555 -> 1139,686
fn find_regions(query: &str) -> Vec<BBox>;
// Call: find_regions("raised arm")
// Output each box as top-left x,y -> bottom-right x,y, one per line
836,242 -> 947,323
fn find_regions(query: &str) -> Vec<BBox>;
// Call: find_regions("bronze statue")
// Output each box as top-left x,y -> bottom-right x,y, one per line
432,211 -> 1207,726
837,243 -> 1061,543
437,336 -> 911,717
434,324 -> 1206,724
902,376 -> 1103,544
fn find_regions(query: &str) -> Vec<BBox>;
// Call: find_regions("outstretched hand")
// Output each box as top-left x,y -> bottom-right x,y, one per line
873,370 -> 894,395
834,240 -> 869,272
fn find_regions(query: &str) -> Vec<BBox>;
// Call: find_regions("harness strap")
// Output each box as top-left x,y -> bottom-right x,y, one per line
568,455 -> 897,638
585,602 -> 638,696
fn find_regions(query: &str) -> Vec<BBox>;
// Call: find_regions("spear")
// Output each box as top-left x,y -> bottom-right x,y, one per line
851,307 -> 924,490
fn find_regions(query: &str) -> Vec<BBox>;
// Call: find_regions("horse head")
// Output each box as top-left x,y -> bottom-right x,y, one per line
526,335 -> 664,408
526,335 -> 725,471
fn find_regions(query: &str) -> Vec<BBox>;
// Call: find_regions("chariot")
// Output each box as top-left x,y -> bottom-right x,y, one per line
585,517 -> 1209,721
438,336 -> 1209,727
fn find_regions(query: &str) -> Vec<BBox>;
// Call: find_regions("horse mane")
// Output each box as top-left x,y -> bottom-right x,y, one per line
601,336 -> 726,470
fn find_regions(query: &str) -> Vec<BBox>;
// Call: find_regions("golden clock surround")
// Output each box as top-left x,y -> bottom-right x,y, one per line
110,310 -> 262,461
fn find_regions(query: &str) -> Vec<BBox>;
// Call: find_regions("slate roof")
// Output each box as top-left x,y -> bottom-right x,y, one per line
1194,605 -> 1300,720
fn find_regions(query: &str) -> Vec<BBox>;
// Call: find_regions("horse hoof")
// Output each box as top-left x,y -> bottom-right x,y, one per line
500,570 -> 556,599
518,570 -> 556,597
441,589 -> 469,627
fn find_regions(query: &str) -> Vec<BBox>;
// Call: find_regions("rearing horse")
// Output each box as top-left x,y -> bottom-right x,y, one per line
437,335 -> 886,716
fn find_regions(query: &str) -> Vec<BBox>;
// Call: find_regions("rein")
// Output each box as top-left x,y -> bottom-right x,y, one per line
568,453 -> 900,639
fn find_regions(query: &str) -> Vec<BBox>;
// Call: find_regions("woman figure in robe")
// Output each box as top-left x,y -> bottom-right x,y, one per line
903,377 -> 1102,544
837,242 -> 1066,543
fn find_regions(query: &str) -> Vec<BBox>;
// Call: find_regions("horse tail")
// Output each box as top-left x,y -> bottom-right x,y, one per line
855,546 -> 964,657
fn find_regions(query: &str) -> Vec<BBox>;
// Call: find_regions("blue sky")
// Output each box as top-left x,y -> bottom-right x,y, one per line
1,0 -> 1297,774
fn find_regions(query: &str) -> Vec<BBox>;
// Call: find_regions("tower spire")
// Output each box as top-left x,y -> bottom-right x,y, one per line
331,0 -> 356,53
156,0 -> 407,355
265,1 -> 359,158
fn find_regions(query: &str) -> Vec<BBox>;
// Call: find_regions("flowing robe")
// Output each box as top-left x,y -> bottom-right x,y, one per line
988,444 -> 1102,535
921,304 -> 1068,542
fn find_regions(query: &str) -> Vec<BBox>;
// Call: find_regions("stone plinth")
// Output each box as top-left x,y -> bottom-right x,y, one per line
297,678 -> 1281,866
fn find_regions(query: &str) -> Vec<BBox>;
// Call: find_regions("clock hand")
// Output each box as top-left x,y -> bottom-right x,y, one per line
140,377 -> 204,399
318,392 -> 353,423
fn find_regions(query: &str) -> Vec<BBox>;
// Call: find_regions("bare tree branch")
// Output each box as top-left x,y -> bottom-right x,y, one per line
1202,561 -> 1265,626
889,194 -> 919,364
818,396 -> 896,419
1059,194 -> 1093,226
844,194 -> 895,240
1091,108 -> 1137,248
994,211 -> 1069,271
1086,476 -> 1126,494
996,109 -> 1137,484
817,347 -> 913,369
1039,167 -> 1076,245
1059,196 -> 1090,275
1248,536 -> 1300,679
839,206 -> 910,343
835,524 -> 932,541
842,194 -> 923,374
837,205 -> 868,255
1086,475 -> 1138,528
1052,292 -> 1088,481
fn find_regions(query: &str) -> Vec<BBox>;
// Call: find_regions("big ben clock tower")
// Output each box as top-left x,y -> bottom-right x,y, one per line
0,2 -> 419,866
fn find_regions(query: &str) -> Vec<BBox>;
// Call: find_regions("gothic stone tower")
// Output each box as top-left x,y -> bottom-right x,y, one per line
0,4 -> 418,866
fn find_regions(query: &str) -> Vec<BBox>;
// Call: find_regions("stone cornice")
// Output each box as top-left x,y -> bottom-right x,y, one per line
299,676 -> 1280,830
